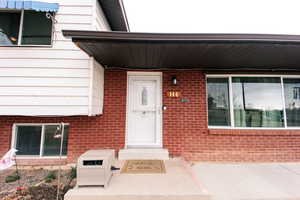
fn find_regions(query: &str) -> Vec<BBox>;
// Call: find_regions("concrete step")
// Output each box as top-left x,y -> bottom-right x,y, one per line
118,149 -> 169,160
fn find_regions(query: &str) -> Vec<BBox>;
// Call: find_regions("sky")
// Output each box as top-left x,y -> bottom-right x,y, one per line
123,0 -> 300,34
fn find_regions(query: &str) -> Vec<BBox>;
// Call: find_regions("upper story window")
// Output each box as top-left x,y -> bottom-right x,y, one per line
0,10 -> 53,46
207,76 -> 300,129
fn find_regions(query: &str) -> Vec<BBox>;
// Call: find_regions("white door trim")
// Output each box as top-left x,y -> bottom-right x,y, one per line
125,71 -> 163,148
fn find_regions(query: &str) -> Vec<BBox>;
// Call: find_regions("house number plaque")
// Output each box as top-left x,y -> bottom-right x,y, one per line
167,91 -> 181,98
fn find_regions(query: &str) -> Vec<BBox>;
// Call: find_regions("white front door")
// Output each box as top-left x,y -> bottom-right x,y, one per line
127,72 -> 162,148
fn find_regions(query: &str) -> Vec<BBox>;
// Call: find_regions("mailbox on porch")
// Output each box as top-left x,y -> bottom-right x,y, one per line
77,150 -> 115,188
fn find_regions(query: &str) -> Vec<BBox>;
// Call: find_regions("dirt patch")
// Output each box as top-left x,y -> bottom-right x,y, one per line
0,168 -> 76,200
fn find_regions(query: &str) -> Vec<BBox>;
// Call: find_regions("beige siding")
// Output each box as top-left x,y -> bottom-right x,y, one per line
0,0 -> 108,116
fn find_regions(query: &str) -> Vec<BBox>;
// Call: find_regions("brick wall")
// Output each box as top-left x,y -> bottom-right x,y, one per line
163,71 -> 300,162
1,69 -> 300,164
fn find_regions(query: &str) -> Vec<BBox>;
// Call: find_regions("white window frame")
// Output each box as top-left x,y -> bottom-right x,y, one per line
0,9 -> 54,47
206,74 -> 300,130
11,123 -> 69,159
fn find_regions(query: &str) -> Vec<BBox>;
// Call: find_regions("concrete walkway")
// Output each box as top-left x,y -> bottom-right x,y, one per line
65,159 -> 211,200
192,163 -> 300,200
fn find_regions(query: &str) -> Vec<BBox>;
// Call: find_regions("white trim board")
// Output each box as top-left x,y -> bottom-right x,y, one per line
127,71 -> 162,76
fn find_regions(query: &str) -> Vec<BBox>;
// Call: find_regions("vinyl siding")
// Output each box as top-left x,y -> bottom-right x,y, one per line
90,58 -> 104,115
0,0 -> 109,116
94,0 -> 111,31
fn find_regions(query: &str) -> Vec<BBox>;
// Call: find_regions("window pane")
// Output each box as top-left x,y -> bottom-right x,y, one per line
21,11 -> 52,45
283,78 -> 300,127
207,78 -> 231,126
0,12 -> 20,45
43,125 -> 69,156
16,126 -> 42,155
232,77 -> 284,127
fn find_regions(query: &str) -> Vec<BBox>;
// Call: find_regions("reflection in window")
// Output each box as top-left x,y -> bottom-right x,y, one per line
284,79 -> 300,126
142,87 -> 148,106
43,125 -> 69,156
16,126 -> 42,155
293,87 -> 300,100
22,11 -> 52,45
232,77 -> 284,128
207,78 -> 231,126
0,12 -> 20,45
0,10 -> 52,45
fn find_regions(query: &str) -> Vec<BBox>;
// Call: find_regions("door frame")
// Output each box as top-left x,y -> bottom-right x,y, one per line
125,71 -> 163,148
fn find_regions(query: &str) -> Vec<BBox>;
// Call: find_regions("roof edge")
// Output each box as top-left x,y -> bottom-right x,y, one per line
98,0 -> 129,32
62,30 -> 300,43
119,0 -> 130,31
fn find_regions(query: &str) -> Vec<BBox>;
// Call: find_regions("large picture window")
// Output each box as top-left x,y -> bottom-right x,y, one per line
13,124 -> 69,157
232,77 -> 284,128
207,78 -> 231,126
0,10 -> 53,46
283,79 -> 300,127
207,76 -> 300,128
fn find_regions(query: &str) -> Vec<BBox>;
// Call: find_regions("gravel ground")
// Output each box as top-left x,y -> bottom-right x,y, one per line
0,168 -> 76,200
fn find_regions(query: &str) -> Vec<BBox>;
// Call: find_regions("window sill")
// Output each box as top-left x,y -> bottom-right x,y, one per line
208,127 -> 300,136
0,45 -> 53,48
15,157 -> 68,166
16,156 -> 67,159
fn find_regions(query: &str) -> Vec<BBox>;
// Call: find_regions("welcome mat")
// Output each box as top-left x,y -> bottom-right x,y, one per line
121,160 -> 166,174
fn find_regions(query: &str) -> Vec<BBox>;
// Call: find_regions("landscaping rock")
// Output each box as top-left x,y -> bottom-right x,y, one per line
0,168 -> 76,200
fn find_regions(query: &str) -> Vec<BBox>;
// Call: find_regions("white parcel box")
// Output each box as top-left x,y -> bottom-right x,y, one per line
77,150 -> 115,188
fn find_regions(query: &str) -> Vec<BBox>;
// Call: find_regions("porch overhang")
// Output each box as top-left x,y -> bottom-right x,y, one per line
63,30 -> 300,72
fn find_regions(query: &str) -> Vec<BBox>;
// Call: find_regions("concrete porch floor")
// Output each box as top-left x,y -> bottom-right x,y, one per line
65,159 -> 211,200
192,162 -> 300,200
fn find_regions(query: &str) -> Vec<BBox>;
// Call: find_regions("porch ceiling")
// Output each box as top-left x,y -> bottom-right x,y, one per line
63,31 -> 300,72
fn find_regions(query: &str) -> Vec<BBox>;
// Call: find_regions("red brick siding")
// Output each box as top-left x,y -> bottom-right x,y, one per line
16,159 -> 67,166
1,69 -> 300,164
163,71 -> 300,162
209,129 -> 300,136
163,71 -> 208,157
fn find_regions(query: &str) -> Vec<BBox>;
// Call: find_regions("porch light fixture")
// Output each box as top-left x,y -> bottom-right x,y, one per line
172,76 -> 177,86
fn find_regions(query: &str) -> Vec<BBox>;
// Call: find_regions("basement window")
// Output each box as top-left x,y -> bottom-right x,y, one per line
13,124 -> 69,157
0,10 -> 53,46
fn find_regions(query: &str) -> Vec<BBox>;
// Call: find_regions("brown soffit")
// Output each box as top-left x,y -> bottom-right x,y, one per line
63,30 -> 300,72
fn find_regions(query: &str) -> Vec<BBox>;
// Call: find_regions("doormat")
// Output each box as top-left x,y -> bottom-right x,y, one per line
121,160 -> 166,174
